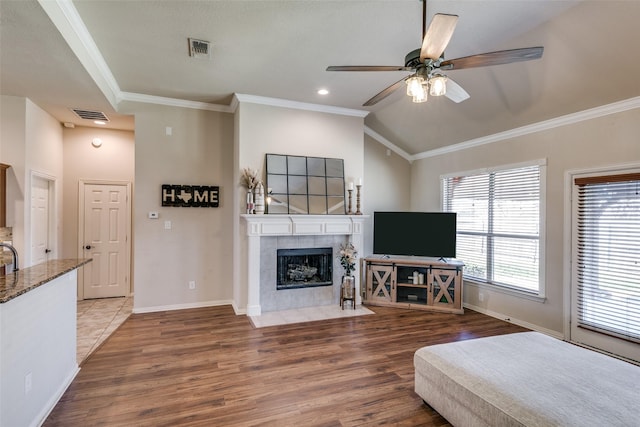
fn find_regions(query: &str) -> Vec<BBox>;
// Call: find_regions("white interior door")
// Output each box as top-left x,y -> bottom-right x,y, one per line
31,175 -> 52,266
81,183 -> 130,299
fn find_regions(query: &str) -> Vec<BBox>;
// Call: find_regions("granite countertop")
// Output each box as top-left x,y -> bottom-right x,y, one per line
0,258 -> 92,303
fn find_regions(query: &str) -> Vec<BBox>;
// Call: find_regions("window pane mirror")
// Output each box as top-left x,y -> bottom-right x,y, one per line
266,154 -> 346,215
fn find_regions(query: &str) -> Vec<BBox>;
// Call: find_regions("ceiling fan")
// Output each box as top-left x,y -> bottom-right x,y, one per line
326,0 -> 544,106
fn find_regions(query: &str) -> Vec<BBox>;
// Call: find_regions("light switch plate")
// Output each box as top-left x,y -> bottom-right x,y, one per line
148,211 -> 159,219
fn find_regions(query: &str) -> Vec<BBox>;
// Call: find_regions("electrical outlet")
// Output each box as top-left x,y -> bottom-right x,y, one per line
188,281 -> 196,290
25,372 -> 32,395
479,292 -> 484,302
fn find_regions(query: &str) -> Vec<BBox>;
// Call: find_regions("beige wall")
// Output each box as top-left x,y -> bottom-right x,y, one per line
362,134 -> 411,256
0,96 -> 63,267
411,107 -> 640,335
62,126 -> 135,295
233,101 -> 366,312
131,104 -> 234,311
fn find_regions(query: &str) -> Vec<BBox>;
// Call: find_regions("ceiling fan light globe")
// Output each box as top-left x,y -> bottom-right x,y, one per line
406,75 -> 426,97
412,90 -> 428,103
429,75 -> 447,97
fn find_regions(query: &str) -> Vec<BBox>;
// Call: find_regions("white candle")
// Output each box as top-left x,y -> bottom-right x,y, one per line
348,182 -> 354,190
357,177 -> 363,186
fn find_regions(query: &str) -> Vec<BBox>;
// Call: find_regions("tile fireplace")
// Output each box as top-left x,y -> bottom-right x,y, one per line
241,215 -> 367,316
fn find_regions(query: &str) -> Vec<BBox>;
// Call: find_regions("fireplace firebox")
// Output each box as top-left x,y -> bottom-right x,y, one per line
276,247 -> 333,290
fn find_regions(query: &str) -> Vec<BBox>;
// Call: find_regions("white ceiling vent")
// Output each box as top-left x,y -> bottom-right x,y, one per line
188,38 -> 211,59
71,109 -> 109,122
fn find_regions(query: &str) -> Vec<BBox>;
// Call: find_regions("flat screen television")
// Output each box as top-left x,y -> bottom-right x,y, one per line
373,211 -> 457,258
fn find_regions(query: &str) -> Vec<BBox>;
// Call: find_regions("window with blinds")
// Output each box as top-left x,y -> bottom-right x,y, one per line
574,173 -> 640,343
442,162 -> 543,294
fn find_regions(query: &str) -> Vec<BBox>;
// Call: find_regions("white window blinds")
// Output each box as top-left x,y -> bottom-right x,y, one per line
443,164 -> 542,293
575,173 -> 640,343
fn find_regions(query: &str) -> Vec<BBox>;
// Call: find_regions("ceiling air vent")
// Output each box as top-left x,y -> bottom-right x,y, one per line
71,109 -> 109,122
188,38 -> 211,59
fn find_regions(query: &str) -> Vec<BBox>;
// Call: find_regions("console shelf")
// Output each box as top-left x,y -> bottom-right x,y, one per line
363,256 -> 464,314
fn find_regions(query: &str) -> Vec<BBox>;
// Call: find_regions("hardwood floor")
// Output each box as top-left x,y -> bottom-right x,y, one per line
45,305 -> 528,427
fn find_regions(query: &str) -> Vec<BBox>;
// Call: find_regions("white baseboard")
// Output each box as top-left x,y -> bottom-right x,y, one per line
34,365 -> 80,427
132,299 -> 234,314
464,303 -> 563,340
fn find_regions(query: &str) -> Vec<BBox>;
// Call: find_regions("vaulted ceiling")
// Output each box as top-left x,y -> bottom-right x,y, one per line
2,1 -> 639,155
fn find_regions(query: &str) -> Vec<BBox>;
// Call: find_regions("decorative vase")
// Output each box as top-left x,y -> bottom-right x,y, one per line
342,275 -> 355,299
246,189 -> 254,214
254,182 -> 265,215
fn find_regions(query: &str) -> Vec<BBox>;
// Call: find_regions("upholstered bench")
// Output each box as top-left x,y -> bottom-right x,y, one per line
414,332 -> 640,427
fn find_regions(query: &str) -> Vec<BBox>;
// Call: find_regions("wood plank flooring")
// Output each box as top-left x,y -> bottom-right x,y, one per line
45,305 -> 528,427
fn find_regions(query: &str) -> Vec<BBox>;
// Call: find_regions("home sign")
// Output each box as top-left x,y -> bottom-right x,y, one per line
161,184 -> 219,207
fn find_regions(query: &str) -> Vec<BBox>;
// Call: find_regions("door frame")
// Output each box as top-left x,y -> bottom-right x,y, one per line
30,170 -> 56,267
563,162 -> 640,360
78,179 -> 132,300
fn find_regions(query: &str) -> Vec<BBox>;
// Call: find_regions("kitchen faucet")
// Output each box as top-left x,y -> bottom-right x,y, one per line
0,243 -> 19,272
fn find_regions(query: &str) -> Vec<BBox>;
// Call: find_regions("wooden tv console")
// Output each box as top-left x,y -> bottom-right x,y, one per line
362,256 -> 464,314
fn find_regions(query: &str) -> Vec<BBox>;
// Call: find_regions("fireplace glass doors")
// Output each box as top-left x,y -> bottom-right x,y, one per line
277,247 -> 333,290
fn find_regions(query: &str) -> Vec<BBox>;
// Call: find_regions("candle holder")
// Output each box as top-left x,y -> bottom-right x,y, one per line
347,189 -> 353,214
355,185 -> 363,215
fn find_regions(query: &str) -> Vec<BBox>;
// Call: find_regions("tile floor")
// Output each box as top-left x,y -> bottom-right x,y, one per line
77,296 -> 133,364
250,304 -> 374,328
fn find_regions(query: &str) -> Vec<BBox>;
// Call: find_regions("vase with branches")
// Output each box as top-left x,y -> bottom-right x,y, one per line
241,168 -> 258,213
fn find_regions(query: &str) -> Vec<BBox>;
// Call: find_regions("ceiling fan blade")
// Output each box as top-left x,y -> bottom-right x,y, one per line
440,46 -> 544,70
327,65 -> 411,72
420,13 -> 458,61
444,78 -> 470,103
363,77 -> 408,106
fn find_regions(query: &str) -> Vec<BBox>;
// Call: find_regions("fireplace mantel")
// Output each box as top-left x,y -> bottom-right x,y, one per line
241,214 -> 367,237
240,215 -> 368,316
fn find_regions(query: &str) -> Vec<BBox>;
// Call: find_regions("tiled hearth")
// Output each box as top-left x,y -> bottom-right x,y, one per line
241,215 -> 367,316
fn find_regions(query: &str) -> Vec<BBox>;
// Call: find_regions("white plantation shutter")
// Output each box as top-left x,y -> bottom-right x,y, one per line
575,174 -> 640,343
443,162 -> 543,293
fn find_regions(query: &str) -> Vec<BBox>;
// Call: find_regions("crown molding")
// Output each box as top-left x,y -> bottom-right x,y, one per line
38,0 -> 121,108
363,126 -> 413,162
413,96 -> 640,160
119,92 -> 233,113
234,94 -> 369,118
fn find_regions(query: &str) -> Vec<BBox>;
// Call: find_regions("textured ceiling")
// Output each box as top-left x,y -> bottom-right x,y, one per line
2,1 -> 639,155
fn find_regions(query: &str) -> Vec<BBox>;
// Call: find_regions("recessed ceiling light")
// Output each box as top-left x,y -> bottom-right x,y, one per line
317,89 -> 329,95
94,120 -> 106,125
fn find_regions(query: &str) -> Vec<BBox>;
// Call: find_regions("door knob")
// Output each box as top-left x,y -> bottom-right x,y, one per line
85,245 -> 92,250
45,249 -> 51,253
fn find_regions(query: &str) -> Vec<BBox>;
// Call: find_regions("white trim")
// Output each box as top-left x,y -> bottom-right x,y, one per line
37,0 -> 121,108
29,170 -> 57,266
464,302 -> 562,339
443,161 -> 547,298
364,126 -> 413,162
440,158 -> 547,180
234,94 -> 369,118
414,97 -> 640,160
31,366 -> 79,427
563,162 -> 640,341
119,92 -> 234,113
132,299 -> 234,314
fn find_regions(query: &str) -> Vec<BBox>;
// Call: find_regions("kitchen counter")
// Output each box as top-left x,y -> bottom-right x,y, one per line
0,258 -> 91,427
0,258 -> 91,303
